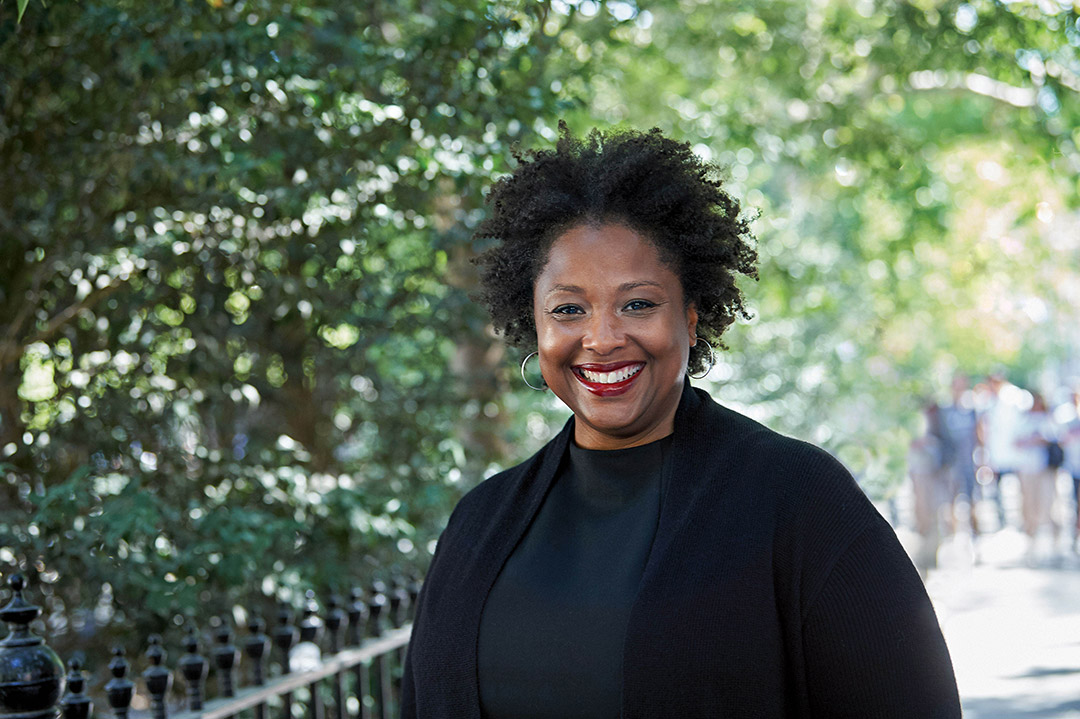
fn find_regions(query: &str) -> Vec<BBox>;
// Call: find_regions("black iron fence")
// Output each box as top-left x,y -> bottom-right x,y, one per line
0,573 -> 417,719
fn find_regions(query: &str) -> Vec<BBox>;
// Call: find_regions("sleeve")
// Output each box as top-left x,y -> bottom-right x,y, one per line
801,518 -> 962,718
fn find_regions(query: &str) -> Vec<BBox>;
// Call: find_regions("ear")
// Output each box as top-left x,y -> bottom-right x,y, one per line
686,303 -> 699,344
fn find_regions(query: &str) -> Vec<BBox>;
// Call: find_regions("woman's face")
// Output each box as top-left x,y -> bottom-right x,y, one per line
532,223 -> 698,450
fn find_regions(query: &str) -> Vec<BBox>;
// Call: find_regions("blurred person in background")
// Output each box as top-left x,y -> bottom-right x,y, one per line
909,400 -> 952,575
1013,391 -> 1060,560
978,373 -> 1022,528
939,373 -> 981,542
1057,389 -> 1080,552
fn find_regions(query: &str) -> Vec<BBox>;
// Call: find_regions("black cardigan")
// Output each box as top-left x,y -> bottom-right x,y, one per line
402,381 -> 961,718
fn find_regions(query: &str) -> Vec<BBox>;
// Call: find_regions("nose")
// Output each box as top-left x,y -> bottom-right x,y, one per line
581,310 -> 626,355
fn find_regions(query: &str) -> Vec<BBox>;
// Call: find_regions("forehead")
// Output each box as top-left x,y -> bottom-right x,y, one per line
536,223 -> 681,292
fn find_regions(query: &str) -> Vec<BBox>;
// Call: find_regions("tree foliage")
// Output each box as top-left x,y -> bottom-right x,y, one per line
555,0 -> 1080,493
0,0 -> 579,654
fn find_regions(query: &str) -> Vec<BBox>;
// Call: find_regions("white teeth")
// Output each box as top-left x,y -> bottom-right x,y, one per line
580,364 -> 643,384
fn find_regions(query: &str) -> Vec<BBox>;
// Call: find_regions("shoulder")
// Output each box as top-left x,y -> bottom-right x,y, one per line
739,416 -> 871,541
684,384 -> 861,502
683,385 -> 882,577
440,422 -> 569,540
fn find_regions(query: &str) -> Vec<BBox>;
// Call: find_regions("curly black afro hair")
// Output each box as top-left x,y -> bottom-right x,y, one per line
473,123 -> 758,375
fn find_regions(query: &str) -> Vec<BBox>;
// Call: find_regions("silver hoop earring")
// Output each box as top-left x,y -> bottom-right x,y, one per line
688,336 -> 716,380
520,351 -> 548,391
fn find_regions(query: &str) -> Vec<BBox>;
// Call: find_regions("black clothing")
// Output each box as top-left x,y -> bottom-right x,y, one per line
477,437 -> 669,719
402,381 -> 961,718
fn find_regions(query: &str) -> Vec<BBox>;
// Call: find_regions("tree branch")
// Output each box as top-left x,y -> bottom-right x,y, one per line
1,260 -> 46,355
0,273 -> 133,372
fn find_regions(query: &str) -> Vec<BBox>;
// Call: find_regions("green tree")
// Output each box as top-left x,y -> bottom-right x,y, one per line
0,0 -> 583,656
554,0 -> 1080,493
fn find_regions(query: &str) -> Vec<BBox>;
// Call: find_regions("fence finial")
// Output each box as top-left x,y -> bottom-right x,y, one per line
0,573 -> 65,719
291,593 -> 323,673
59,658 -> 92,719
212,618 -> 239,697
244,617 -> 269,686
390,578 -> 410,629
345,589 -> 368,648
367,582 -> 387,639
142,635 -> 171,719
325,596 -> 345,654
297,592 -> 323,645
104,647 -> 134,719
272,603 -> 296,675
178,626 -> 207,711
406,576 -> 422,622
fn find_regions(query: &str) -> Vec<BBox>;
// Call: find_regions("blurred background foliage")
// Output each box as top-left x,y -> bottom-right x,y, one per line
1,0 -> 1078,665
555,0 -> 1080,494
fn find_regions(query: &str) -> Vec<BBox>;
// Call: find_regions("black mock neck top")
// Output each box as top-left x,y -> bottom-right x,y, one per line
476,435 -> 671,719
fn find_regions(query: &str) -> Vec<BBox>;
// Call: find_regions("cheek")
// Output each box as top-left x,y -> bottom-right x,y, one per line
536,324 -> 572,367
660,315 -> 692,352
532,313 -> 565,367
666,336 -> 690,367
656,321 -> 692,371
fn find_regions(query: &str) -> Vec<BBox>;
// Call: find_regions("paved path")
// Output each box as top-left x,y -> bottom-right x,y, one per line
898,526 -> 1080,718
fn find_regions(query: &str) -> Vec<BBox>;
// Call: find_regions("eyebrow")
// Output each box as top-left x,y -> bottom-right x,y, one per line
619,281 -> 664,292
544,281 -> 664,298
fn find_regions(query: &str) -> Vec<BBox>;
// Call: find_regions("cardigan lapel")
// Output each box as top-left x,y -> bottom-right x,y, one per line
456,416 -> 574,717
620,380 -> 747,715
645,378 -> 711,561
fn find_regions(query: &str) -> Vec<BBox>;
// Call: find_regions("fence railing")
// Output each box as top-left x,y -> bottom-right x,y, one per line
0,574 -> 417,719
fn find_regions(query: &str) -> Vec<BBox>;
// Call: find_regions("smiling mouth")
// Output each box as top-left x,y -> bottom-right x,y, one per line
575,363 -> 645,384
572,362 -> 645,396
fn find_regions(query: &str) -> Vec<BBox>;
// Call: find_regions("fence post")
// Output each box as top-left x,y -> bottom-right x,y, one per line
325,597 -> 344,719
245,618 -> 269,686
297,594 -> 323,719
406,579 -> 420,623
59,659 -> 91,719
0,574 -> 65,719
346,590 -> 371,719
212,619 -> 239,698
367,584 -> 390,719
142,636 -> 171,719
103,647 -> 134,719
273,604 -> 296,719
390,581 -> 409,630
178,627 -> 207,711
244,618 -> 269,719
345,590 -> 367,649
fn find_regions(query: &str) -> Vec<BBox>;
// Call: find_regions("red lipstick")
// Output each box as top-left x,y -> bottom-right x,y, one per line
572,361 -> 645,397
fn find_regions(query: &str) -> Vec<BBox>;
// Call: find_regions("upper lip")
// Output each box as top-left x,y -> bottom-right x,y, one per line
572,361 -> 645,372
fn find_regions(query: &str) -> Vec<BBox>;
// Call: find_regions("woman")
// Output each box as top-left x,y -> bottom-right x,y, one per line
1014,391 -> 1060,554
908,400 -> 950,575
1063,391 -> 1080,549
402,126 -> 960,718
